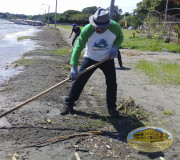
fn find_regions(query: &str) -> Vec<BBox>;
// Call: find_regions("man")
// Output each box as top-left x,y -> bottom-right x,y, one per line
69,24 -> 81,46
61,8 -> 124,116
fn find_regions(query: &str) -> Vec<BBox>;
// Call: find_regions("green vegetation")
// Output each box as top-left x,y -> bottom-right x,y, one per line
80,118 -> 107,131
122,29 -> 180,53
174,24 -> 180,44
1,1 -> 179,29
0,87 -> 11,92
135,60 -> 180,85
15,57 -> 35,66
56,24 -> 83,30
173,129 -> 178,134
56,25 -> 180,53
51,48 -> 72,56
123,29 -> 140,39
62,64 -> 71,71
56,24 -> 72,29
162,110 -> 174,115
2,1 -> 179,52
17,36 -> 32,41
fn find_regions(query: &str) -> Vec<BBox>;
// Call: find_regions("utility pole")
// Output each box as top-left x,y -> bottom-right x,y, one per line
42,4 -> 50,27
44,10 -> 46,25
109,0 -> 115,19
54,0 -> 57,29
165,0 -> 169,21
48,5 -> 50,27
40,9 -> 46,25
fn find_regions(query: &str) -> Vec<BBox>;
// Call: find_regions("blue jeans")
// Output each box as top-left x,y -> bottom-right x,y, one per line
72,33 -> 79,46
65,58 -> 117,111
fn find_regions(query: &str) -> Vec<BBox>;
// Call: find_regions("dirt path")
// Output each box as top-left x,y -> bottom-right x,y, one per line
58,26 -> 180,159
89,49 -> 180,157
0,26 -> 180,160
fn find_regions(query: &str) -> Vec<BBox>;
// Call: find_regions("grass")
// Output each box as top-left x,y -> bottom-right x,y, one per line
51,48 -> 72,56
173,129 -> 178,134
135,60 -> 180,85
14,57 -> 35,66
17,36 -> 32,41
56,24 -> 83,30
162,110 -> 174,115
0,87 -> 11,92
122,29 -> 180,53
80,118 -> 107,131
54,25 -> 180,53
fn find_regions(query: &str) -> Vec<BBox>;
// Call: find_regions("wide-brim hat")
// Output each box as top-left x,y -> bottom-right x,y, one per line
89,8 -> 110,28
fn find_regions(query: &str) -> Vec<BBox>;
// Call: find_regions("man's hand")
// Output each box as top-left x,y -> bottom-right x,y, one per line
109,46 -> 118,59
70,65 -> 78,80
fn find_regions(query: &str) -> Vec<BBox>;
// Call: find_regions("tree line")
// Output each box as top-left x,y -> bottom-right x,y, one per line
0,0 -> 179,29
0,6 -> 122,26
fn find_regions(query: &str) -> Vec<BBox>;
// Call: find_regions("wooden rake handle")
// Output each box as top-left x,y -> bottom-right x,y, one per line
78,57 -> 109,76
0,57 -> 109,118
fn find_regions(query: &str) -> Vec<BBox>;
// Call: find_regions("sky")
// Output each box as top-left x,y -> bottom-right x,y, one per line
0,0 -> 143,16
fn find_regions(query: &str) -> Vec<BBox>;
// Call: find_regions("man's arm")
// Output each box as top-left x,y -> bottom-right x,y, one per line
69,29 -> 73,38
109,20 -> 124,48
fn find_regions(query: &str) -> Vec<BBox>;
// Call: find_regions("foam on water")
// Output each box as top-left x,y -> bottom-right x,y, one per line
0,19 -> 41,84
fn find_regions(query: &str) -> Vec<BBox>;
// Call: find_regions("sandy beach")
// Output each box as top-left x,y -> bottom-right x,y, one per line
0,26 -> 180,160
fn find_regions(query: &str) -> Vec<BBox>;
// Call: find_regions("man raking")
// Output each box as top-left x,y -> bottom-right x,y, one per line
61,8 -> 124,117
69,24 -> 81,46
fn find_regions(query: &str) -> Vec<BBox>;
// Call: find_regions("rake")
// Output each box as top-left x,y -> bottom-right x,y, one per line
0,57 -> 109,118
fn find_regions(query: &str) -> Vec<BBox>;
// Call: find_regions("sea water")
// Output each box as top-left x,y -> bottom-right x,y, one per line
0,19 -> 41,84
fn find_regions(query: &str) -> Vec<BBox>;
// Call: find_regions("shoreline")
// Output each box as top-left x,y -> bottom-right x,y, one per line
0,25 -> 42,85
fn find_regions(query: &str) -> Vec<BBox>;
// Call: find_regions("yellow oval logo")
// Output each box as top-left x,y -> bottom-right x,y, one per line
127,126 -> 173,153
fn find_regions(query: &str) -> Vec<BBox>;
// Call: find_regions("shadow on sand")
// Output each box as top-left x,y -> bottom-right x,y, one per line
71,109 -> 165,159
115,66 -> 131,71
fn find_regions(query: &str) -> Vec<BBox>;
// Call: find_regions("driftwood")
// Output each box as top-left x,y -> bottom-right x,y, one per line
8,154 -> 18,160
75,152 -> 81,160
10,156 -> 17,160
28,131 -> 103,147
